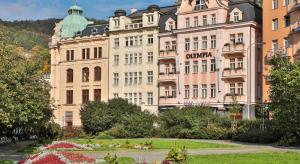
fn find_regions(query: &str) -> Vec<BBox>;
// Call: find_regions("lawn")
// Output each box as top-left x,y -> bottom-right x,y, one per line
68,138 -> 235,150
186,152 -> 300,164
0,160 -> 13,164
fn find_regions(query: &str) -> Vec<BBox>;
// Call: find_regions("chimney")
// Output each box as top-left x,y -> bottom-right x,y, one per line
131,8 -> 138,14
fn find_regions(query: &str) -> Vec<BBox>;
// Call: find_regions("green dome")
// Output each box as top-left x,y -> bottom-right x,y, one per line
60,5 -> 88,38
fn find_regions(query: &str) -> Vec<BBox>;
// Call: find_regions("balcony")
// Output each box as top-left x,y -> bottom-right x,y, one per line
125,23 -> 143,30
224,94 -> 246,104
159,96 -> 178,105
288,1 -> 300,13
159,73 -> 178,83
194,5 -> 208,11
265,49 -> 289,62
291,22 -> 300,34
159,50 -> 176,60
222,43 -> 245,56
222,68 -> 246,80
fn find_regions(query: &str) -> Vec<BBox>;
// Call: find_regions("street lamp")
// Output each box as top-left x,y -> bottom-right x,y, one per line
246,42 -> 266,119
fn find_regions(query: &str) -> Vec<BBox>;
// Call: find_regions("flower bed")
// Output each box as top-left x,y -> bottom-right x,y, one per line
40,141 -> 92,151
18,151 -> 96,164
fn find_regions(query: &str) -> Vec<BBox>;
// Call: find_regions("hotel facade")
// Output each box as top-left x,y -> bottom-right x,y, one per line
50,0 -> 263,126
158,0 -> 262,118
262,0 -> 300,103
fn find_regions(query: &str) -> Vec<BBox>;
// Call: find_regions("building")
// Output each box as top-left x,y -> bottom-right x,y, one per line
108,5 -> 177,114
262,0 -> 300,103
159,0 -> 262,119
49,5 -> 109,127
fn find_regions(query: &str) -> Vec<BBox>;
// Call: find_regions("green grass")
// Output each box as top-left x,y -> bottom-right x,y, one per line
186,152 -> 300,164
68,138 -> 235,150
0,160 -> 13,164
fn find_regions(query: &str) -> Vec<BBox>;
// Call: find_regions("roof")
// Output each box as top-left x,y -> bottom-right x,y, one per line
77,24 -> 109,37
228,0 -> 262,24
158,7 -> 178,33
128,5 -> 178,18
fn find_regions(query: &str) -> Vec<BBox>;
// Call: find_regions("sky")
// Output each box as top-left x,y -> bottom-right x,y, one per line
0,0 -> 176,21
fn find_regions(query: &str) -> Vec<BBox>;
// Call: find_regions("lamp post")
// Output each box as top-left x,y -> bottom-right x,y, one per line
246,42 -> 265,119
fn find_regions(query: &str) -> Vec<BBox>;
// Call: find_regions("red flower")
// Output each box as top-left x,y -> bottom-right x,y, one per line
59,152 -> 95,163
32,154 -> 64,164
46,142 -> 81,150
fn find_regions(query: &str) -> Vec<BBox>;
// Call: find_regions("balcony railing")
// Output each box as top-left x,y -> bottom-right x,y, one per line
224,94 -> 246,104
222,68 -> 246,79
159,50 -> 176,59
125,23 -> 143,30
159,97 -> 178,105
159,73 -> 178,82
222,43 -> 245,56
194,5 -> 208,11
266,49 -> 289,62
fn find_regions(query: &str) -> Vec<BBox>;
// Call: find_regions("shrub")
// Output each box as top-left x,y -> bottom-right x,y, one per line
38,122 -> 62,140
94,133 -> 114,140
104,153 -> 118,164
165,144 -> 187,163
232,120 -> 283,143
159,106 -> 232,139
62,127 -> 86,139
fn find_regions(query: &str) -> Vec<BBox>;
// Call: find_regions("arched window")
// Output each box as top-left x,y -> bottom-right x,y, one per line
67,69 -> 73,83
82,67 -> 89,82
94,66 -> 101,81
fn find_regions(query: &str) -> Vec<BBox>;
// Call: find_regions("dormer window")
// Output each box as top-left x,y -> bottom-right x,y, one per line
234,12 -> 240,23
195,0 -> 207,10
169,21 -> 174,31
92,28 -> 98,34
147,14 -> 154,24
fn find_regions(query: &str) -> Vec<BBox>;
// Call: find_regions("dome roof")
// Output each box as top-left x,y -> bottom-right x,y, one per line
60,5 -> 88,38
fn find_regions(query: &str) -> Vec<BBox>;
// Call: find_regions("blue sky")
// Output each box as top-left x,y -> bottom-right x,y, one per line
0,0 -> 176,21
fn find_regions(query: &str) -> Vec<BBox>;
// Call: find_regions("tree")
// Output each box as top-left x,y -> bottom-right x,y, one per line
228,96 -> 241,130
0,32 -> 53,139
269,54 -> 300,142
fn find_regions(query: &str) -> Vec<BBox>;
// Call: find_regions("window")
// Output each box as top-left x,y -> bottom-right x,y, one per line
148,34 -> 154,45
272,18 -> 278,31
165,86 -> 170,97
169,21 -> 174,30
129,54 -> 133,64
283,0 -> 289,6
272,0 -> 278,9
185,62 -> 190,74
114,54 -> 119,65
172,63 -> 176,73
203,15 -> 207,26
147,15 -> 154,23
66,90 -> 73,104
172,86 -> 176,97
82,48 -> 90,59
230,34 -> 235,44
202,84 -> 207,98
113,73 -> 119,85
195,0 -> 207,10
134,53 -> 138,64
125,37 -> 129,47
139,36 -> 143,45
193,37 -> 198,50
230,83 -> 235,95
82,90 -> 89,104
148,52 -> 153,63
194,16 -> 199,27
66,50 -> 74,61
139,93 -> 142,104
284,16 -> 290,27
139,72 -> 142,84
94,47 -> 102,58
211,35 -> 216,49
230,58 -> 236,69
165,64 -> 170,74
114,19 -> 120,27
125,73 -> 128,85
238,83 -> 243,96
139,53 -> 143,64
129,72 -> 133,84
130,37 -> 134,46
94,89 -> 101,101
237,58 -> 243,68
172,41 -> 177,50
237,33 -> 244,43
147,71 -> 153,84
202,36 -> 207,49
82,49 -> 85,59
82,67 -> 89,82
134,93 -> 137,104
186,17 -> 190,28
202,60 -> 207,72
147,92 -> 153,105
234,12 -> 240,23
165,41 -> 171,50
272,40 -> 279,50
94,67 -> 101,81
193,61 -> 198,73
65,111 -> 73,127
211,14 -> 216,24
211,59 -> 216,72
185,85 -> 190,99
193,85 -> 198,98
134,72 -> 138,84
113,93 -> 119,98
284,37 -> 290,49
185,38 -> 190,51
114,38 -> 119,48
129,93 -> 132,103
211,84 -> 216,98
67,69 -> 73,83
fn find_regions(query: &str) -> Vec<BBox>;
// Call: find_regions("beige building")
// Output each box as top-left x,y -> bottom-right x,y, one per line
50,5 -> 109,127
108,6 -> 176,113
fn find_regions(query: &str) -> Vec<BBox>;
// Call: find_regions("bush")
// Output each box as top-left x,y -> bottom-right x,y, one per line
165,144 -> 187,163
94,133 -> 114,140
158,106 -> 232,139
38,122 -> 62,140
232,120 -> 283,143
62,127 -> 86,139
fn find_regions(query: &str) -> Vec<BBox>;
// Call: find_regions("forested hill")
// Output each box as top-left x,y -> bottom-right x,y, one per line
0,18 -> 108,36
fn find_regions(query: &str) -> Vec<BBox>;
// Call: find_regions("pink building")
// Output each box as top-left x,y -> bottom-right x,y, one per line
158,0 -> 262,119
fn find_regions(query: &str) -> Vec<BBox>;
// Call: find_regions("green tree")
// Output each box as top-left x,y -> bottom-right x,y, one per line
228,96 -> 241,130
0,32 -> 53,139
269,55 -> 300,142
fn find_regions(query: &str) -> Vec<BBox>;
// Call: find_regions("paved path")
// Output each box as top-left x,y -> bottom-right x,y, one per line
1,140 -> 299,163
